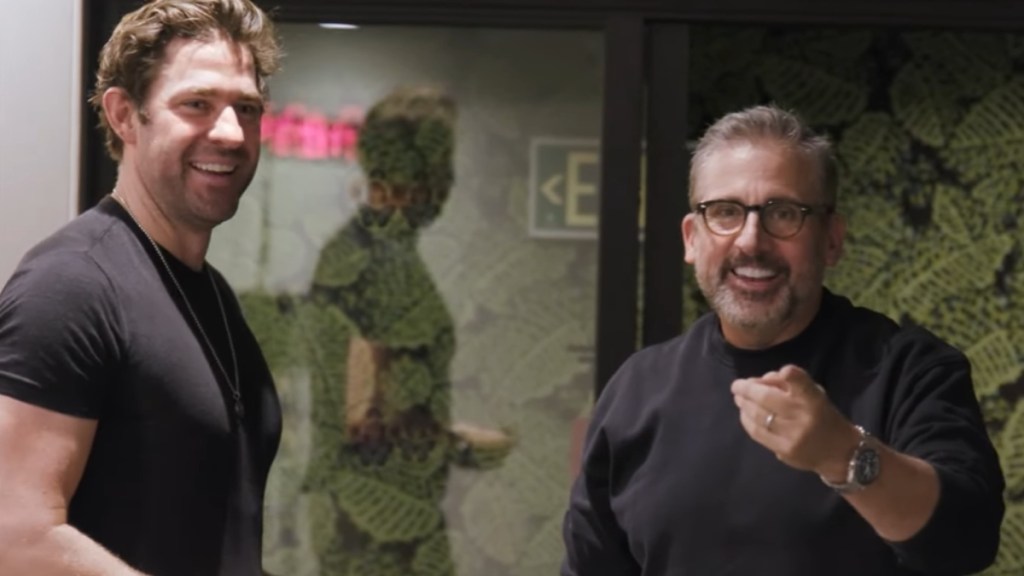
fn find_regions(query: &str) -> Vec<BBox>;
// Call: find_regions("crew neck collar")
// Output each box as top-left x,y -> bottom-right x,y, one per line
707,288 -> 842,376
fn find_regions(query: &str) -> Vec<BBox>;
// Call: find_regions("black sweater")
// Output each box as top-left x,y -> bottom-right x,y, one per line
563,290 -> 1004,575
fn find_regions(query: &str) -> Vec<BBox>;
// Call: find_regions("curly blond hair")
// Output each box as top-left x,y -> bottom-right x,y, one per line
89,0 -> 281,161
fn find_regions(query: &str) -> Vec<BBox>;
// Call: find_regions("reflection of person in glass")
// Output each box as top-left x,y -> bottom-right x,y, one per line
302,87 -> 512,575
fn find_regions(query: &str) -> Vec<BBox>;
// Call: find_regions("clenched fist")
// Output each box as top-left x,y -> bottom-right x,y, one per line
731,364 -> 860,482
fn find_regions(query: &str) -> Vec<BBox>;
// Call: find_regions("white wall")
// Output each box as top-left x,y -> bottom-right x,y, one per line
0,0 -> 81,284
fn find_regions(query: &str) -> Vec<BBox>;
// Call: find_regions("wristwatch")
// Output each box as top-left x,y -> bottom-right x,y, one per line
820,425 -> 881,493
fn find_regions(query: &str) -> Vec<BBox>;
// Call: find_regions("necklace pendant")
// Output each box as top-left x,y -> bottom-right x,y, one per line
234,399 -> 245,419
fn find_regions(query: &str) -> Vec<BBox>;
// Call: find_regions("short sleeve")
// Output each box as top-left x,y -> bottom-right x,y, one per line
0,250 -> 124,418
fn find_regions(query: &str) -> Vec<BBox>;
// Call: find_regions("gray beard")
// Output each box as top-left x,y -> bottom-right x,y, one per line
696,267 -> 798,337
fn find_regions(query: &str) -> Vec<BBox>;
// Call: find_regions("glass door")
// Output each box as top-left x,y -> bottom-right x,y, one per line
205,23 -> 606,576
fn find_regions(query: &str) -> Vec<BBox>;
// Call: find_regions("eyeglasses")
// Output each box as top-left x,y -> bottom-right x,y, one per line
695,199 -> 834,239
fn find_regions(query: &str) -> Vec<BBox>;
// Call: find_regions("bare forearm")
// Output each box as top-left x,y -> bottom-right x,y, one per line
842,448 -> 939,542
0,524 -> 147,576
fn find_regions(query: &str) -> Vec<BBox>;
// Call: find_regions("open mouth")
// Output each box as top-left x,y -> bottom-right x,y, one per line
730,265 -> 783,287
190,161 -> 237,175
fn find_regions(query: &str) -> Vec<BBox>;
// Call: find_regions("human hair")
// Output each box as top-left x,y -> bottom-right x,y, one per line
88,0 -> 281,161
357,86 -> 457,211
689,104 -> 838,208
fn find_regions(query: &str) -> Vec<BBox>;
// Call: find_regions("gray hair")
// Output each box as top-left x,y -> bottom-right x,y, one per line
688,105 -> 838,208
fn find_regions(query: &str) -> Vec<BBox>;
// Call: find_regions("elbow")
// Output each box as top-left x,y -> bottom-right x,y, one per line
942,493 -> 1004,574
935,527 -> 1000,575
954,477 -> 1005,573
0,515 -> 30,553
896,520 -> 1000,575
0,520 -> 32,571
0,512 -> 60,571
893,473 -> 1004,574
958,500 -> 1003,574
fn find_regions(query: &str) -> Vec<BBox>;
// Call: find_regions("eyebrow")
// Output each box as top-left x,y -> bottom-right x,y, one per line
182,86 -> 265,106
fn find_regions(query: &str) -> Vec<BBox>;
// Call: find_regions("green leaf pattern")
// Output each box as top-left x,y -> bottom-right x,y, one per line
944,79 -> 1024,183
331,470 -> 443,543
758,55 -> 868,125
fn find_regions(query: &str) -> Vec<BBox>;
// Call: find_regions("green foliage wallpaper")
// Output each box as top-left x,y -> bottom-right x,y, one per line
686,27 -> 1024,574
207,26 -> 602,576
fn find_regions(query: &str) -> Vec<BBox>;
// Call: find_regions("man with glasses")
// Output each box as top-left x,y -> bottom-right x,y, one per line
561,105 -> 1004,575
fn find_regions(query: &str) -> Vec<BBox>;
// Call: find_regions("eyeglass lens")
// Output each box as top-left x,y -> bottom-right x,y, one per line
703,202 -> 805,238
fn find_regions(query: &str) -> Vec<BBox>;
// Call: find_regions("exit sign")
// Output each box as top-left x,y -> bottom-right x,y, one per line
528,138 -> 602,239
528,137 -> 660,240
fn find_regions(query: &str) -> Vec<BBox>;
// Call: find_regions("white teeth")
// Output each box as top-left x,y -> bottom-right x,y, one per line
192,162 -> 235,174
734,266 -> 777,279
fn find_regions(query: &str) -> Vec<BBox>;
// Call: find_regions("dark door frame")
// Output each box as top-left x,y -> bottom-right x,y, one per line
81,0 -> 1023,399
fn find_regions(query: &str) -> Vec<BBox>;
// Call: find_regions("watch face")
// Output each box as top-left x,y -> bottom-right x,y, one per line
854,447 -> 881,486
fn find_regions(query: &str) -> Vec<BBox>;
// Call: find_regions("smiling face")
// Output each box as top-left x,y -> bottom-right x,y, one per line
125,34 -> 264,232
682,139 -> 845,349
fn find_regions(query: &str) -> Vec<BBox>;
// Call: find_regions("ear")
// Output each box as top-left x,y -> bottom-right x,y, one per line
824,212 -> 846,267
101,87 -> 140,148
682,212 -> 698,264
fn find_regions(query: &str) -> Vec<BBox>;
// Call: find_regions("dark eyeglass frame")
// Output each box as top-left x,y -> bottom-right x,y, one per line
694,199 -> 835,239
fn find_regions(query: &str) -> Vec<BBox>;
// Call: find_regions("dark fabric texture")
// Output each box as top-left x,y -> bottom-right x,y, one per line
562,290 -> 1004,576
0,197 -> 282,576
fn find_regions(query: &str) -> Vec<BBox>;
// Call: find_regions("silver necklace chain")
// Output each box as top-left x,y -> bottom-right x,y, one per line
111,192 -> 244,419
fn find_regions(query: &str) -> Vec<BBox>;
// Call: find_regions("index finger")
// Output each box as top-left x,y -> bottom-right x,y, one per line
731,377 -> 788,405
761,364 -> 815,392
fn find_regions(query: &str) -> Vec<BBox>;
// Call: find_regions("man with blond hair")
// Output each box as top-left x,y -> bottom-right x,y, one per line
0,1 -> 283,574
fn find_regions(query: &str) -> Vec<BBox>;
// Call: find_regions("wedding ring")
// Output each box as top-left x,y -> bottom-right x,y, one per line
764,412 -> 776,430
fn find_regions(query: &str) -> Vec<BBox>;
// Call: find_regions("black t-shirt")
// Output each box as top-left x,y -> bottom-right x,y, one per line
0,197 -> 281,575
563,290 -> 1004,576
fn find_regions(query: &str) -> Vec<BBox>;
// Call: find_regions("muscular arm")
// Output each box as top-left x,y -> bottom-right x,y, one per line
0,396 -> 147,576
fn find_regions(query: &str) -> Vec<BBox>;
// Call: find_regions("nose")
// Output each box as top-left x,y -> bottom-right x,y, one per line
208,106 -> 244,148
732,210 -> 768,252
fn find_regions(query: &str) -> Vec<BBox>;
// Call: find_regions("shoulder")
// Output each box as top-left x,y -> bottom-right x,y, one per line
828,292 -> 901,340
821,293 -> 921,367
594,314 -> 715,418
17,203 -> 130,274
886,323 -> 968,375
840,294 -> 963,361
619,320 -> 709,380
0,208 -> 139,350
6,211 -> 127,300
0,211 -> 132,417
827,292 -> 967,379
